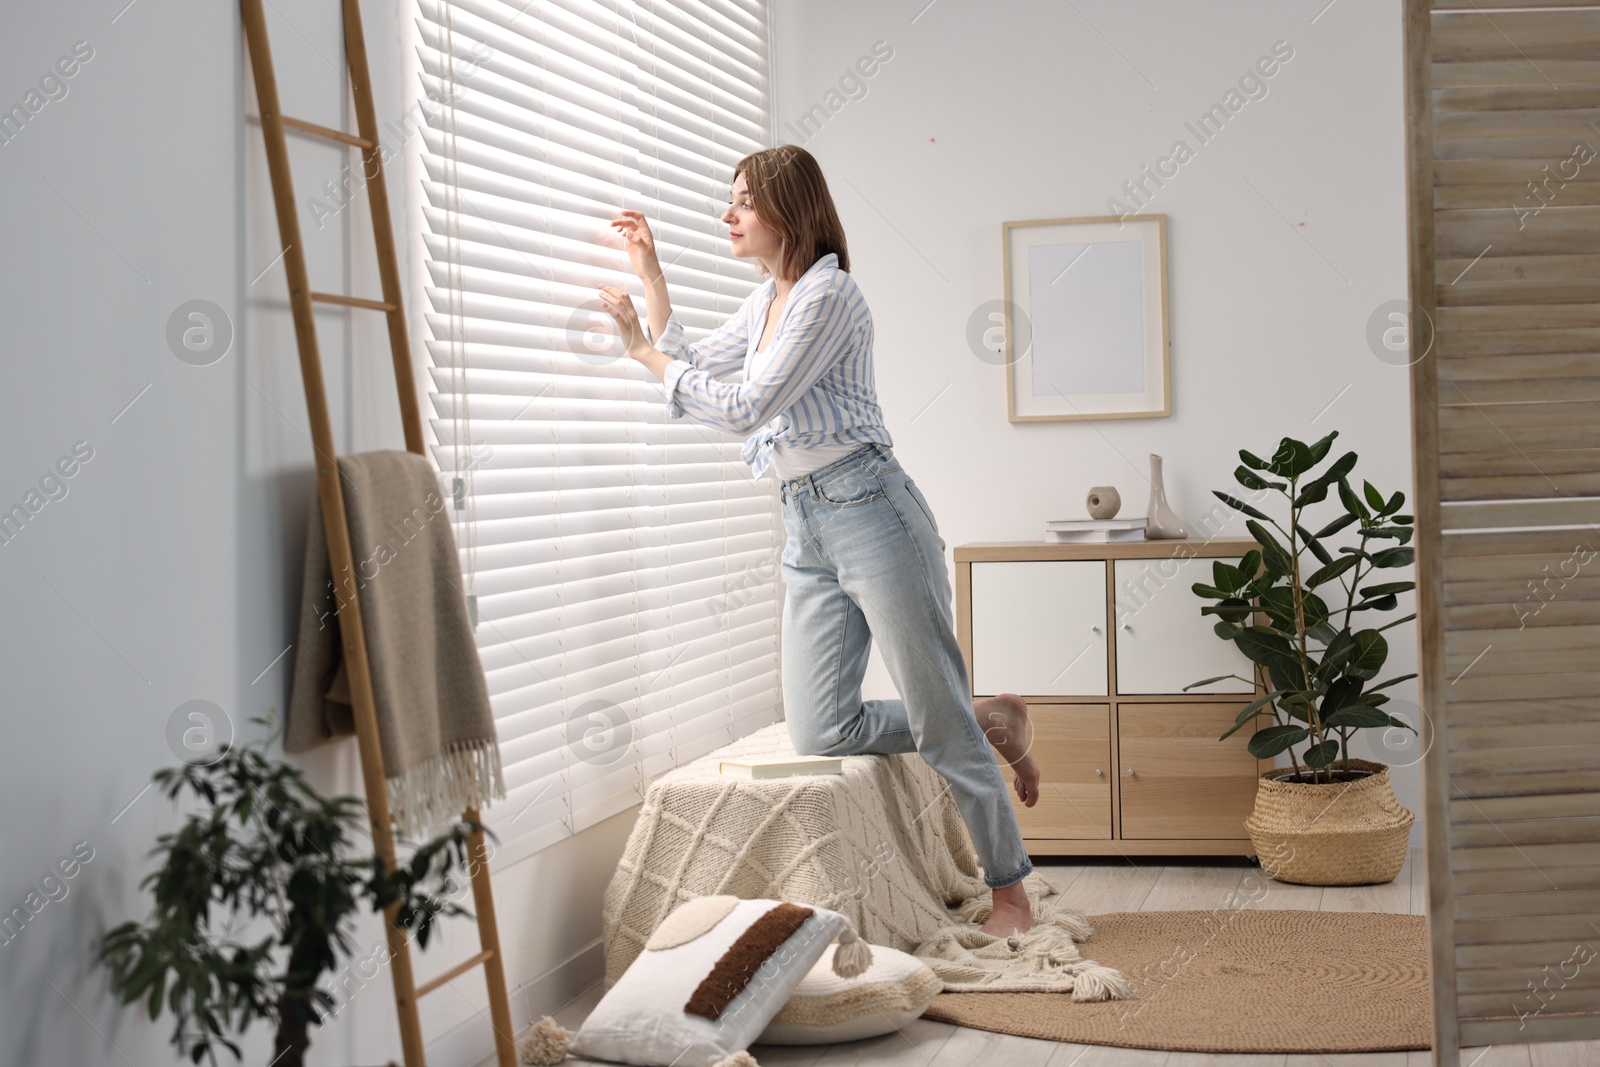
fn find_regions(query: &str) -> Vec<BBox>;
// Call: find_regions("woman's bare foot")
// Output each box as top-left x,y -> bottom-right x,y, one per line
979,879 -> 1034,936
976,693 -> 1041,807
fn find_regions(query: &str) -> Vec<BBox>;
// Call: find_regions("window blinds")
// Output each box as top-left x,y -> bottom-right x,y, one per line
411,0 -> 782,861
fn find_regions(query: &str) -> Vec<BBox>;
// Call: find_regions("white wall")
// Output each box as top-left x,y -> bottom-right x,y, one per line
769,0 -> 1424,839
0,2 -> 635,1065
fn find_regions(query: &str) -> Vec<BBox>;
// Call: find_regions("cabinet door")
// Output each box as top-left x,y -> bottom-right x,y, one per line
1118,703 -> 1261,839
995,703 -> 1112,840
971,561 -> 1108,697
1113,556 -> 1256,694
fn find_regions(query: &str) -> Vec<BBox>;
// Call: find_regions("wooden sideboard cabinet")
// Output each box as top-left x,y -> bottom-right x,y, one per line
954,538 -> 1267,857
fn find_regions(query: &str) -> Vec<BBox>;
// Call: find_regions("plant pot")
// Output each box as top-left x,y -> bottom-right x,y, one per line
1243,757 -> 1413,886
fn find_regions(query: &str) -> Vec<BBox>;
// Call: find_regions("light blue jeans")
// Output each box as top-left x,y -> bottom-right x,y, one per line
776,441 -> 1033,890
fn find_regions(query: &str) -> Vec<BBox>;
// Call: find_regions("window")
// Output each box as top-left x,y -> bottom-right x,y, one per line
410,0 -> 781,862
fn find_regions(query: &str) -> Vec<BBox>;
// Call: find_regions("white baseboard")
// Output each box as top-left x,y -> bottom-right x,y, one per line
424,937 -> 606,1067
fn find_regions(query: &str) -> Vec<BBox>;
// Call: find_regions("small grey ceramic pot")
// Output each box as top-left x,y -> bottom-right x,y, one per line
1086,486 -> 1121,520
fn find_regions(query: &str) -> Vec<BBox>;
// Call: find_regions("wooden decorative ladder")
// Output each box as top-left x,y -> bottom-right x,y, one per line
1405,1 -> 1600,1061
239,2 -> 518,1064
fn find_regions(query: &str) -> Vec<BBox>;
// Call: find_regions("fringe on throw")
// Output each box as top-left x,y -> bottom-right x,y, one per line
388,737 -> 507,840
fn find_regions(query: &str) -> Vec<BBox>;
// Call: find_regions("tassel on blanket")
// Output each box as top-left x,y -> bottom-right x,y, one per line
1069,960 -> 1132,1002
831,923 -> 873,978
388,737 -> 506,840
516,1015 -> 572,1065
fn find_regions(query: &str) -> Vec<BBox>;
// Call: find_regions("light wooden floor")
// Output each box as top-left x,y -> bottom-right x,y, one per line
535,848 -> 1600,1066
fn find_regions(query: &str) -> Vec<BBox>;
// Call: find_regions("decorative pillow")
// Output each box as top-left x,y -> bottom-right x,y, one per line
518,896 -> 872,1067
757,942 -> 942,1046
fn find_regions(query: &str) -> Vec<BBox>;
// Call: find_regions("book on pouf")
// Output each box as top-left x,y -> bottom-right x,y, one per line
719,754 -> 844,779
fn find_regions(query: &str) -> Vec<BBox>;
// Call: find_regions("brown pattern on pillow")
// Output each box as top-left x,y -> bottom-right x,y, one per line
682,903 -> 815,1020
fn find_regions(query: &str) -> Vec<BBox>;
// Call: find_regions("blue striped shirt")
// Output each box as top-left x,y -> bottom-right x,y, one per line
653,252 -> 892,480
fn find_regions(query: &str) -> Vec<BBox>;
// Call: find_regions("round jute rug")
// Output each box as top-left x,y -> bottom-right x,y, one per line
921,909 -> 1431,1054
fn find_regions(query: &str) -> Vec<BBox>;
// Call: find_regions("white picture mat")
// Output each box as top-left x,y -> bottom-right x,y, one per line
1006,218 -> 1168,419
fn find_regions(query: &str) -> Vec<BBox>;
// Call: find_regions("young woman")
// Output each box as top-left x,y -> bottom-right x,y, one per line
595,145 -> 1043,936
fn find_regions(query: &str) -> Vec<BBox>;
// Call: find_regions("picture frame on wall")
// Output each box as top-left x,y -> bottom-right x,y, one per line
1000,213 -> 1171,422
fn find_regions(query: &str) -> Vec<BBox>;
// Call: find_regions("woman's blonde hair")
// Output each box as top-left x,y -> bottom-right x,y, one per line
733,144 -> 850,280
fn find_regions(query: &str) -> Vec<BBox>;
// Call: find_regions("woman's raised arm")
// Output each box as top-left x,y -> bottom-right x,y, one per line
610,209 -> 671,343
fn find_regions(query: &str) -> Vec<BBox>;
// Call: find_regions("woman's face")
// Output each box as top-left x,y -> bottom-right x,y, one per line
722,172 -> 782,272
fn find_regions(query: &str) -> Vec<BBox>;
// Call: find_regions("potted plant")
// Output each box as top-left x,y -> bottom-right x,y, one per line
99,712 -> 485,1067
1185,431 -> 1418,886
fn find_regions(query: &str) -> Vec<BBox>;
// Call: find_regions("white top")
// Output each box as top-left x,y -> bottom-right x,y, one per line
745,286 -> 865,481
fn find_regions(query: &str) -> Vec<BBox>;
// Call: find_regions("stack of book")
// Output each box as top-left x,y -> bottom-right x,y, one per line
1044,517 -> 1149,543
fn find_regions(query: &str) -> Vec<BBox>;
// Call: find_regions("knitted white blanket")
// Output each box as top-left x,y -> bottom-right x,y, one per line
601,723 -> 1129,999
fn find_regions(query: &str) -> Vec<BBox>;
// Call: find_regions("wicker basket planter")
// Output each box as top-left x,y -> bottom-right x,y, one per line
1244,758 -> 1414,886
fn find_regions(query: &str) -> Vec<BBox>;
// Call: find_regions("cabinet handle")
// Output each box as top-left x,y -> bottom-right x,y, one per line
1090,624 -> 1102,635
1095,768 -> 1103,776
1126,768 -> 1136,776
1121,623 -> 1132,632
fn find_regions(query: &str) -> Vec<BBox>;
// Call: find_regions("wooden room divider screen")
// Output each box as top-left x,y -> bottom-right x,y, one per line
1404,2 -> 1600,1061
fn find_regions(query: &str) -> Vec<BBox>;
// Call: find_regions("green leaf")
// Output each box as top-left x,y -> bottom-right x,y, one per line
1352,594 -> 1398,612
1363,581 -> 1414,596
1233,689 -> 1287,725
1278,691 -> 1315,722
1372,546 -> 1414,569
1265,652 -> 1309,694
1213,490 -> 1272,522
1377,612 -> 1418,632
1297,524 -> 1333,564
1306,430 -> 1339,465
1304,739 -> 1341,768
1309,620 -> 1340,645
1269,437 -> 1316,479
1191,582 -> 1229,599
1234,625 -> 1292,665
1249,724 -> 1310,759
1238,549 -> 1262,580
1201,598 -> 1256,622
1213,619 -> 1244,640
1363,480 -> 1385,511
1239,449 -> 1270,471
1324,705 -> 1393,729
1338,477 -> 1371,523
1323,451 -> 1359,484
1246,519 -> 1294,579
1307,555 -> 1358,589
1314,512 -> 1359,539
1382,490 -> 1406,515
1366,672 -> 1418,693
1319,628 -> 1356,678
1320,676 -> 1365,716
1184,674 -> 1245,691
1212,559 -> 1249,595
1234,466 -> 1285,492
1347,629 -> 1389,679
1294,478 -> 1333,508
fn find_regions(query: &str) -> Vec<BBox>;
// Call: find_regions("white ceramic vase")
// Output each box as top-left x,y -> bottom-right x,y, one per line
1145,453 -> 1188,539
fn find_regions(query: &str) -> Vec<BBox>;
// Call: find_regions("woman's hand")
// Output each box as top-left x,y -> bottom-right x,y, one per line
609,209 -> 660,280
595,283 -> 650,360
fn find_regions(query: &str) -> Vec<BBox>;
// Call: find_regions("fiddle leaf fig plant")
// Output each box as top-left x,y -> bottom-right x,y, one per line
1184,431 -> 1419,783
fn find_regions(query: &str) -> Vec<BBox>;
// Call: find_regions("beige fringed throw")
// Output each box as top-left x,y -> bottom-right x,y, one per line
285,450 -> 504,839
602,722 -> 1129,999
